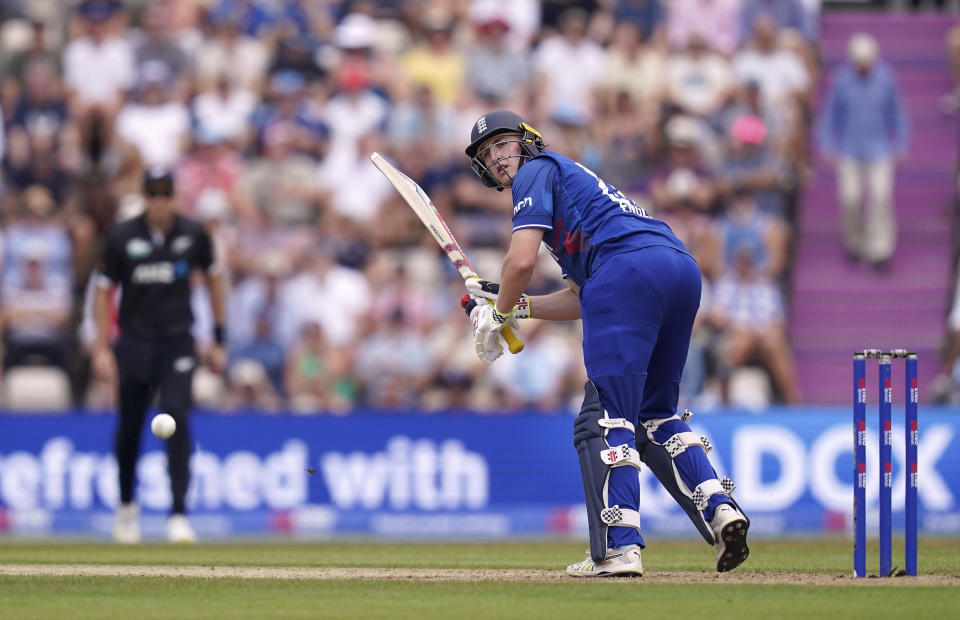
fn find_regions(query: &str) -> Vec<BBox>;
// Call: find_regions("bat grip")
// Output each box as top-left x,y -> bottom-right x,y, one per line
501,325 -> 524,354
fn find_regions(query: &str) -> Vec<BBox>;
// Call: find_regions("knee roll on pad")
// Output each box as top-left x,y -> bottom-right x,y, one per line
574,381 -> 643,563
635,409 -> 742,545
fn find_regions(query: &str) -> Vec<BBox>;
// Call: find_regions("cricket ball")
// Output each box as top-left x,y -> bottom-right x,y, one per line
151,413 -> 177,439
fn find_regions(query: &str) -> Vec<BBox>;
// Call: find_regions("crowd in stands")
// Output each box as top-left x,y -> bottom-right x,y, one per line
0,0 -> 822,414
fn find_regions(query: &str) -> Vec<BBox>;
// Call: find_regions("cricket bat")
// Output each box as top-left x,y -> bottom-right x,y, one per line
370,152 -> 524,354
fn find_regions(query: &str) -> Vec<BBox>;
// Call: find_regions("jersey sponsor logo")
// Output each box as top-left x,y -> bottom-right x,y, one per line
126,238 -> 152,259
514,196 -> 532,215
476,116 -> 487,134
574,163 -> 652,219
131,261 -> 175,284
171,235 -> 193,254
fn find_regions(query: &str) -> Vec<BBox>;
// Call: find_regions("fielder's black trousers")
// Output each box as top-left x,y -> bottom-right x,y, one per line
114,332 -> 195,515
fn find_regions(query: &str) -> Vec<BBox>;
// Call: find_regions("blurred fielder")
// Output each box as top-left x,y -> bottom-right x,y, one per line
93,168 -> 227,544
463,110 -> 750,577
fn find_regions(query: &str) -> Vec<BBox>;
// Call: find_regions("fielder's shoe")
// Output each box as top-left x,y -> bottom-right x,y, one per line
711,503 -> 749,572
566,545 -> 643,578
113,503 -> 141,544
166,514 -> 197,544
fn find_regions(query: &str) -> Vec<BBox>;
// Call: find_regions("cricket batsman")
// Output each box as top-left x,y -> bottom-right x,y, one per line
463,110 -> 750,577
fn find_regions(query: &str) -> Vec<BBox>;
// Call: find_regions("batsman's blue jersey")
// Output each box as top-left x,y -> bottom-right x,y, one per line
510,151 -> 689,286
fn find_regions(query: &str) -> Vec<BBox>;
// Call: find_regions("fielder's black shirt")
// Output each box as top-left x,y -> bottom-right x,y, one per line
99,214 -> 214,340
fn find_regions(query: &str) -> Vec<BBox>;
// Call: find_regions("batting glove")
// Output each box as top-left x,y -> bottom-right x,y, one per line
465,278 -> 531,318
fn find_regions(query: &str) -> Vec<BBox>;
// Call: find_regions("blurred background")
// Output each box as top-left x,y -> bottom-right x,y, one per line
0,0 -> 958,542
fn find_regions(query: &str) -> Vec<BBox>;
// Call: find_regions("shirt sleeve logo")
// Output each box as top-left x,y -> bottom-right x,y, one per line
514,196 -> 532,215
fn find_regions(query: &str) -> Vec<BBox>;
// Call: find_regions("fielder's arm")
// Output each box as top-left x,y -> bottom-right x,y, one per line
205,270 -> 227,332
204,269 -> 228,373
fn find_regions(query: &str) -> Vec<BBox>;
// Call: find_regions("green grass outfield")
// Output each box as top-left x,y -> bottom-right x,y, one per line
2,539 -> 959,619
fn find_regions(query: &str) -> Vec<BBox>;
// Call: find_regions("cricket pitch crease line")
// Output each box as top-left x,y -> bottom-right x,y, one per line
1,564 -> 957,585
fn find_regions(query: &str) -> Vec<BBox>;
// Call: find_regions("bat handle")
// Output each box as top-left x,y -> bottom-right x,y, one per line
501,325 -> 524,354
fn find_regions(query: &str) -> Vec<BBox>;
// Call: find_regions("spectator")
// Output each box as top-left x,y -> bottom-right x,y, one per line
601,22 -> 666,115
723,79 -> 796,163
114,61 -> 191,169
208,0 -> 276,38
400,9 -> 464,106
389,84 -> 459,157
715,187 -> 789,280
2,185 -> 72,283
317,132 -> 393,224
229,312 -> 286,395
594,89 -> 657,196
322,30 -> 390,168
353,309 -> 434,408
708,244 -> 800,403
665,34 -> 735,121
3,19 -> 60,81
194,15 -> 269,92
247,123 -> 323,225
719,114 -> 793,219
0,238 -> 72,372
8,58 -> 68,137
63,0 -> 135,124
468,0 -> 540,53
667,0 -> 742,57
227,252 -> 288,350
4,117 -> 74,205
817,33 -> 909,268
192,73 -> 260,148
133,3 -> 191,100
464,15 -> 531,107
488,320 -> 579,410
649,116 -> 717,214
739,0 -> 815,45
276,244 -> 371,349
612,0 -> 665,43
733,15 -> 810,114
225,358 -> 282,412
175,125 -> 256,223
285,320 -> 355,413
533,8 -> 607,126
250,70 -> 328,158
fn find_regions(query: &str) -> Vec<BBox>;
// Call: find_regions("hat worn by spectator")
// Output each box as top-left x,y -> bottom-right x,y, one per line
335,13 -> 376,50
666,115 -> 699,147
476,16 -> 509,36
730,115 -> 767,146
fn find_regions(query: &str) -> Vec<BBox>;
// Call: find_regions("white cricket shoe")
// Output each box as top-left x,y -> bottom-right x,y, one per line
166,514 -> 197,544
113,503 -> 141,544
566,545 -> 644,578
711,503 -> 749,572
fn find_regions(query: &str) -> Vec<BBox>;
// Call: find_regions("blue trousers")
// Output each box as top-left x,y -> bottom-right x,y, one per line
580,245 -> 729,548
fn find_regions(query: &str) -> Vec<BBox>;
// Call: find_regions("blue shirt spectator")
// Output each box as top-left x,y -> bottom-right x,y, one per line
740,0 -> 814,44
817,61 -> 909,162
614,0 -> 664,42
210,0 -> 276,37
